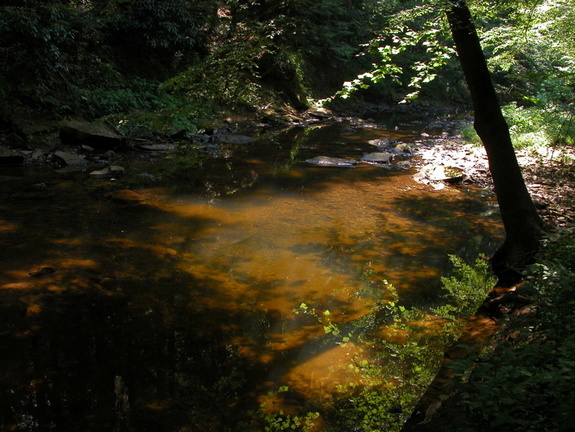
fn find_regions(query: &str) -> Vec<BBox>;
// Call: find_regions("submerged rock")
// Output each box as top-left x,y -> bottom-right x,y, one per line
395,161 -> 412,170
368,137 -> 397,148
105,189 -> 146,205
360,152 -> 394,164
29,266 -> 56,277
89,165 -> 125,179
212,134 -> 254,144
137,143 -> 176,152
304,156 -> 358,167
368,139 -> 413,155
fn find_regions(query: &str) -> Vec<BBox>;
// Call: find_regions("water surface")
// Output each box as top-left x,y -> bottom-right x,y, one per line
0,120 -> 501,431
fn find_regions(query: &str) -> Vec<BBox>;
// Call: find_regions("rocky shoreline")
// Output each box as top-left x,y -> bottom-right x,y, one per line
0,106 -> 480,184
2,106 -> 572,229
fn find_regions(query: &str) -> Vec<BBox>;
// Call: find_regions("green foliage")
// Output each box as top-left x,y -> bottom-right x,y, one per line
478,0 -> 575,108
432,255 -> 496,322
290,259 -> 495,432
453,230 -> 575,431
78,78 -> 166,117
460,123 -> 481,145
502,103 -> 575,151
470,0 -> 575,155
161,34 -> 267,110
289,0 -> 388,96
323,4 -> 461,105
462,103 -> 575,152
257,387 -> 320,432
328,385 -> 414,432
3,0 -> 574,125
93,0 -> 208,77
0,0 -> 209,118
0,3 -> 79,104
100,90 -> 213,139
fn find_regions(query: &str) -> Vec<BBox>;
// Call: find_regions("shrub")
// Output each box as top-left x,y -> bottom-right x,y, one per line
454,230 -> 575,431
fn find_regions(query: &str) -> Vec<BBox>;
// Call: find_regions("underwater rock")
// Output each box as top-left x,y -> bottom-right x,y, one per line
89,165 -> 125,179
304,156 -> 358,167
360,152 -> 394,164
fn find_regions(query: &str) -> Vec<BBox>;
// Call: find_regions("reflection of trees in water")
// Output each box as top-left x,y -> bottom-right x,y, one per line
0,124 -> 502,431
0,276 -> 257,431
0,251 -> 490,431
1,235 -> 496,431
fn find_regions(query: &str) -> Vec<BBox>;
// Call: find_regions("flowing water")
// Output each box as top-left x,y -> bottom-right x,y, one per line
0,119 -> 502,431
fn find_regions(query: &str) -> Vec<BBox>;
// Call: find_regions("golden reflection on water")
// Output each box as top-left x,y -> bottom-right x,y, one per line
284,343 -> 376,401
0,219 -> 18,233
138,163 -> 500,409
0,123 -> 503,430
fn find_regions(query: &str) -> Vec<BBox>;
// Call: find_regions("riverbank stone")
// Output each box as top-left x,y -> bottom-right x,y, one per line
60,120 -> 125,150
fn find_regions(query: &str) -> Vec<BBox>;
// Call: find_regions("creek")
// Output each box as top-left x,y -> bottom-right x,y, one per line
0,117 -> 502,431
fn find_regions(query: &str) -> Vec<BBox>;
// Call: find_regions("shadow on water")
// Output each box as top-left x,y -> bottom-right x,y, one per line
0,120 -> 502,431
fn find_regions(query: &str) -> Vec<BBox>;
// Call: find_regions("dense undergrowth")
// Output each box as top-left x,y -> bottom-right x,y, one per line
447,231 -> 575,431
461,103 -> 575,155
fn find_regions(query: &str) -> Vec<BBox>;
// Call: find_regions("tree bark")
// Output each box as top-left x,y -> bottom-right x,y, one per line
446,0 -> 544,283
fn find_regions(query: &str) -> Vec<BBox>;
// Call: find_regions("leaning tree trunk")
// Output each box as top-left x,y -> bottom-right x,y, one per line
446,0 -> 544,283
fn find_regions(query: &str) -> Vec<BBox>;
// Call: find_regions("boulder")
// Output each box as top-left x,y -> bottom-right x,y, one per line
0,146 -> 24,166
368,137 -> 397,147
10,108 -> 59,138
368,138 -> 412,155
53,151 -> 87,166
306,108 -> 332,120
60,120 -> 125,150
429,165 -> 464,183
395,161 -> 412,170
394,143 -> 413,154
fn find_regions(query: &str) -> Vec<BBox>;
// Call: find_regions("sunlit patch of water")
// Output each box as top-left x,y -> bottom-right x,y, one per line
0,120 -> 502,431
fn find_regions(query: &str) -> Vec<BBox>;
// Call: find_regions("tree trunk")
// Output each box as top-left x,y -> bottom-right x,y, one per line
446,0 -> 544,283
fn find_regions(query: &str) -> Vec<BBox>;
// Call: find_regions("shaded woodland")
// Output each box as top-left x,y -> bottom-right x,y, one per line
2,1 -> 575,431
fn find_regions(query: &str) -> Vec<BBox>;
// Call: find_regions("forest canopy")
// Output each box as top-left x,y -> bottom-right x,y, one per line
0,0 -> 573,143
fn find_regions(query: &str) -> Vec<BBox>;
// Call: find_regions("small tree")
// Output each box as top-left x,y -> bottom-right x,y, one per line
446,0 -> 544,283
331,1 -> 546,282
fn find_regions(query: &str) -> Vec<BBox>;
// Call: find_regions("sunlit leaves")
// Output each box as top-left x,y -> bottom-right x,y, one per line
432,255 -> 495,322
477,0 -> 575,107
325,4 -> 457,104
161,32 -> 266,108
